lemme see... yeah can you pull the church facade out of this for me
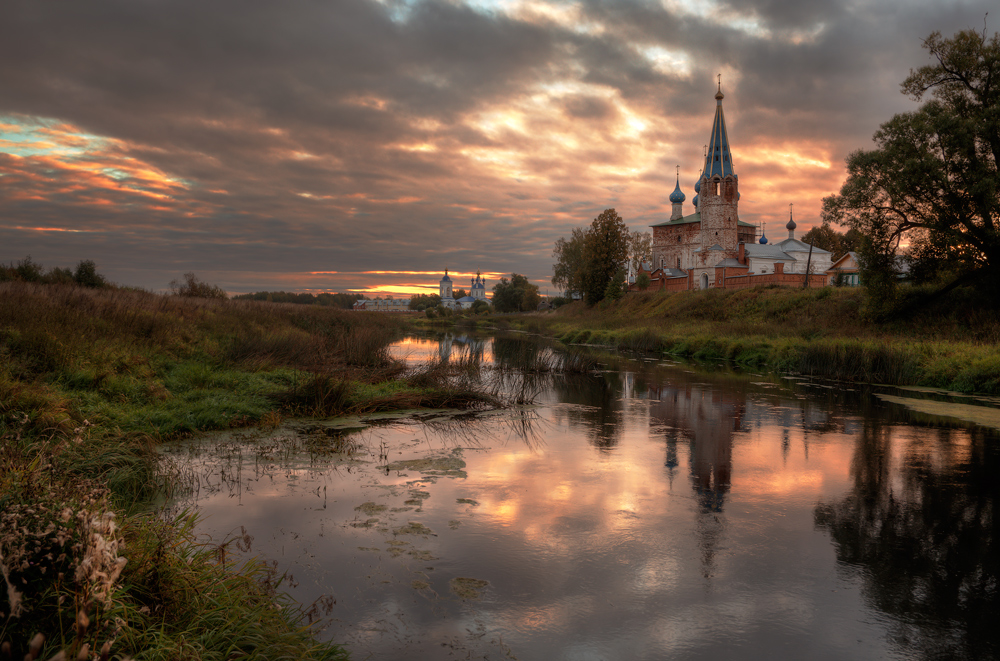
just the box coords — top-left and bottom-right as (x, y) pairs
(647, 85), (831, 290)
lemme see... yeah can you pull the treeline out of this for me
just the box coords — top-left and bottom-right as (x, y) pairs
(232, 290), (363, 308)
(0, 255), (108, 287)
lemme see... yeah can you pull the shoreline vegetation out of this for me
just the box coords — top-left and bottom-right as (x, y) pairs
(0, 281), (503, 659)
(488, 286), (1000, 395)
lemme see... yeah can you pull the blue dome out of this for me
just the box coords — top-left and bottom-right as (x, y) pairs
(692, 194), (699, 208)
(694, 177), (701, 193)
(669, 179), (686, 203)
(759, 233), (768, 245)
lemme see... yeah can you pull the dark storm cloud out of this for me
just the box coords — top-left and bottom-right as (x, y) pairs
(1, 0), (996, 292)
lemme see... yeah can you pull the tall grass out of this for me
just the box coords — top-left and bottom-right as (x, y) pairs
(0, 281), (415, 656)
(507, 285), (1000, 394)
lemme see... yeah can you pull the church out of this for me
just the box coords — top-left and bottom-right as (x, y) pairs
(647, 84), (831, 291)
(439, 269), (488, 310)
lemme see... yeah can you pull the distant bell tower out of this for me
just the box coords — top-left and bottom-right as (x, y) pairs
(698, 77), (739, 255)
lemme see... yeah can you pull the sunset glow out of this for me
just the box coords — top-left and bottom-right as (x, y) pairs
(0, 0), (980, 294)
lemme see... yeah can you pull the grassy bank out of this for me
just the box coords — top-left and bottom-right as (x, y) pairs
(0, 282), (497, 658)
(503, 286), (1000, 394)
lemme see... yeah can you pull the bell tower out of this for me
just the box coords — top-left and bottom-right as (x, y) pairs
(698, 78), (739, 256)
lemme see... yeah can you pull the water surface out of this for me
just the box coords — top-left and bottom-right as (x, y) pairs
(162, 333), (1000, 660)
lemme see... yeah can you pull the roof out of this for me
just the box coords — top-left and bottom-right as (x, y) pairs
(828, 251), (859, 270)
(715, 258), (747, 268)
(776, 238), (831, 254)
(744, 244), (796, 261)
(650, 211), (754, 228)
(702, 90), (736, 179)
(669, 177), (686, 203)
(456, 296), (476, 302)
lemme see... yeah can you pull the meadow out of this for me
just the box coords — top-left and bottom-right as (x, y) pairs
(0, 282), (495, 659)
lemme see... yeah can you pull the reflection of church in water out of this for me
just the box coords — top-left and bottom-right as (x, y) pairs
(646, 380), (746, 576)
(436, 333), (488, 363)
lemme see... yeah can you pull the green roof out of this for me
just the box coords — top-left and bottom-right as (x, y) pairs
(650, 211), (755, 228)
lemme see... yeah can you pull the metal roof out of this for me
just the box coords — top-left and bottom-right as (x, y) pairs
(776, 238), (831, 254)
(650, 211), (754, 228)
(703, 90), (736, 179)
(744, 244), (796, 261)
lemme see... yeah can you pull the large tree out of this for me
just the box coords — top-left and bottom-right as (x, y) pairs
(823, 28), (1000, 307)
(492, 273), (540, 312)
(582, 209), (629, 305)
(551, 227), (586, 299)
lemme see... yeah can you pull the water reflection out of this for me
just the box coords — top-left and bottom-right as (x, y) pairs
(815, 421), (1000, 660)
(163, 334), (1000, 661)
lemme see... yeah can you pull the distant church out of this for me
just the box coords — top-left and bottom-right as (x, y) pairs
(439, 269), (487, 310)
(648, 83), (831, 291)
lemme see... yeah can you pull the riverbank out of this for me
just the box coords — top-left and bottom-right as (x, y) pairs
(498, 286), (1000, 395)
(0, 283), (498, 658)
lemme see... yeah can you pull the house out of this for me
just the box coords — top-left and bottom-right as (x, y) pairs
(826, 252), (861, 286)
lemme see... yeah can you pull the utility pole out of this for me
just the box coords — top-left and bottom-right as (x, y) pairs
(803, 243), (814, 289)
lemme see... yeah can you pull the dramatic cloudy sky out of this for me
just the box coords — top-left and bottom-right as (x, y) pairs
(0, 0), (993, 296)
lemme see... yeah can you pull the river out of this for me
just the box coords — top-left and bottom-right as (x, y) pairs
(161, 332), (1000, 660)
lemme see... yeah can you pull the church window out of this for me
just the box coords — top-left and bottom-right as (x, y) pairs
(677, 235), (681, 242)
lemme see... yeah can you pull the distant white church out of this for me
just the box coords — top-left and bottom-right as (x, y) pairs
(439, 270), (488, 310)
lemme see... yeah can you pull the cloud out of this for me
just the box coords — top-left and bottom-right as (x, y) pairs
(0, 0), (994, 293)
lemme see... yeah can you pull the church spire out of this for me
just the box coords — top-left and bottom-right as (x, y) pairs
(703, 76), (735, 179)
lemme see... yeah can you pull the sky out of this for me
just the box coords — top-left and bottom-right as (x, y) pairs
(0, 0), (993, 297)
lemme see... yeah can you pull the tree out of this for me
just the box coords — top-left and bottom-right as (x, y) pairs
(551, 227), (586, 299)
(491, 273), (540, 312)
(582, 209), (629, 305)
(801, 222), (862, 258)
(636, 271), (651, 290)
(73, 260), (106, 288)
(823, 28), (1000, 308)
(408, 293), (441, 311)
(170, 273), (227, 299)
(627, 230), (652, 275)
(470, 299), (491, 314)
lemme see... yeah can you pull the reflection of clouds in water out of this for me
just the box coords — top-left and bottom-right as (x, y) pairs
(160, 342), (986, 660)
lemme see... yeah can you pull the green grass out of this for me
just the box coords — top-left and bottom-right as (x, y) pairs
(498, 286), (1000, 394)
(0, 281), (460, 657)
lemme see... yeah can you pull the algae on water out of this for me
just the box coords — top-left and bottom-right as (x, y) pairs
(876, 394), (1000, 430)
(450, 577), (490, 600)
(382, 449), (467, 478)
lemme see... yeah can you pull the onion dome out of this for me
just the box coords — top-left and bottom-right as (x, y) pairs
(692, 194), (699, 208)
(669, 176), (686, 203)
(786, 216), (796, 231)
(694, 176), (701, 193)
(759, 224), (768, 245)
(441, 269), (452, 282)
